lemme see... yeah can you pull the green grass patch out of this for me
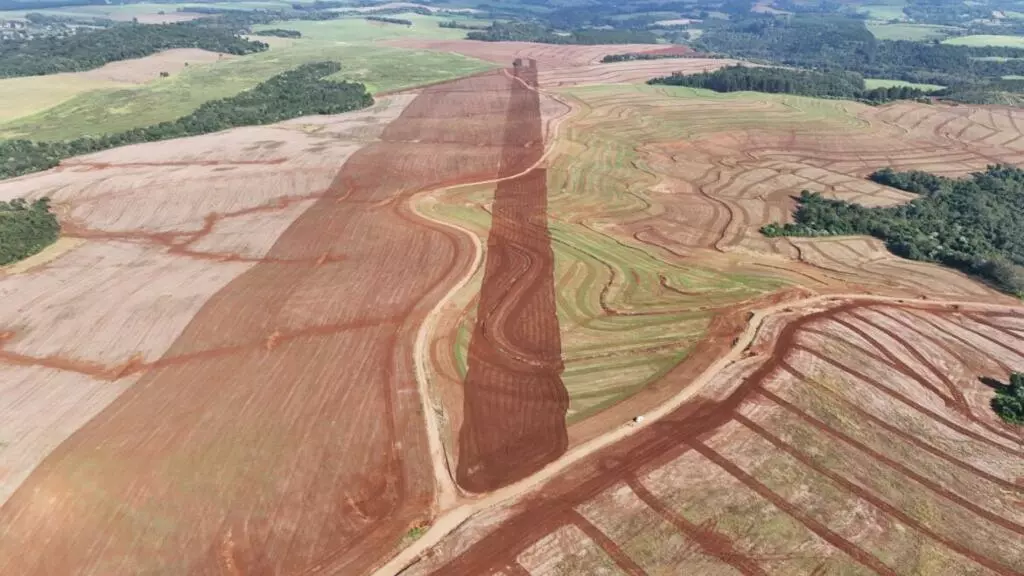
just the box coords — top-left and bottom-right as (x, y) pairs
(866, 22), (959, 41)
(0, 73), (127, 124)
(0, 40), (495, 141)
(971, 56), (1024, 62)
(857, 0), (907, 21)
(252, 13), (470, 42)
(864, 78), (944, 91)
(943, 34), (1024, 48)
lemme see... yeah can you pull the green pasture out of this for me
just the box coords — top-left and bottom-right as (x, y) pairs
(0, 38), (494, 141)
(864, 78), (944, 91)
(944, 34), (1024, 48)
(866, 22), (959, 41)
(251, 13), (472, 42)
(856, 0), (907, 21)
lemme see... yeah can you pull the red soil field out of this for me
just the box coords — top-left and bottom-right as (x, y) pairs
(456, 61), (569, 494)
(0, 71), (525, 575)
(411, 301), (1024, 576)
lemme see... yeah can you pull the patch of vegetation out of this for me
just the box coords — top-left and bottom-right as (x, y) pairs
(253, 28), (302, 38)
(0, 42), (494, 141)
(863, 77), (944, 91)
(866, 22), (959, 42)
(649, 65), (928, 103)
(601, 51), (687, 63)
(944, 34), (1024, 48)
(0, 61), (372, 180)
(438, 19), (489, 31)
(0, 197), (60, 266)
(466, 21), (658, 44)
(990, 372), (1024, 425)
(693, 14), (1024, 88)
(762, 165), (1024, 295)
(0, 21), (267, 78)
(365, 16), (412, 26)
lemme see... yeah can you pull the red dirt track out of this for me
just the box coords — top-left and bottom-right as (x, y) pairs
(421, 302), (1024, 575)
(456, 61), (569, 494)
(0, 71), (525, 575)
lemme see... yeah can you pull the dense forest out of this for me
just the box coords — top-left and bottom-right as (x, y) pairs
(0, 62), (373, 180)
(0, 197), (60, 266)
(991, 372), (1024, 425)
(466, 21), (657, 44)
(761, 166), (1024, 295)
(253, 28), (302, 38)
(0, 21), (267, 78)
(649, 65), (928, 103)
(693, 15), (1024, 88)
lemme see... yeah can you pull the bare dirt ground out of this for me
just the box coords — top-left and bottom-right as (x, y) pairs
(0, 98), (416, 512)
(456, 62), (569, 494)
(378, 79), (1024, 576)
(0, 81), (533, 574)
(399, 299), (1024, 576)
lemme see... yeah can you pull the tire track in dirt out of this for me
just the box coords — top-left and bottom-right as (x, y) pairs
(736, 415), (1022, 575)
(0, 71), (520, 576)
(691, 442), (900, 576)
(774, 364), (1022, 491)
(794, 344), (1024, 456)
(750, 391), (1024, 534)
(569, 510), (647, 575)
(456, 60), (570, 494)
(626, 476), (769, 576)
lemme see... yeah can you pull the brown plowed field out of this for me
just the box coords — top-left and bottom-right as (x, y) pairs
(456, 62), (569, 494)
(0, 71), (529, 575)
(404, 300), (1024, 575)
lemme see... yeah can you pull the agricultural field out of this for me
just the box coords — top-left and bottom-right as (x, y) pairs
(3, 22), (1024, 576)
(866, 22), (960, 41)
(864, 78), (944, 91)
(944, 34), (1024, 48)
(856, 0), (907, 21)
(0, 26), (495, 141)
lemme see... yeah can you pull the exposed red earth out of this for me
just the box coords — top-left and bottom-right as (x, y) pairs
(456, 61), (570, 494)
(403, 300), (1024, 575)
(0, 70), (529, 575)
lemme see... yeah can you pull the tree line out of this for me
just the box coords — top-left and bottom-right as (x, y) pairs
(0, 197), (60, 266)
(365, 16), (413, 26)
(0, 21), (267, 78)
(601, 51), (688, 63)
(466, 21), (657, 44)
(438, 20), (489, 30)
(692, 14), (1024, 101)
(0, 62), (373, 181)
(648, 65), (928, 104)
(761, 166), (1024, 295)
(253, 28), (302, 38)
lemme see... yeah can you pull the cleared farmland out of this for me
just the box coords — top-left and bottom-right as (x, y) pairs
(403, 299), (1024, 576)
(0, 69), (543, 574)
